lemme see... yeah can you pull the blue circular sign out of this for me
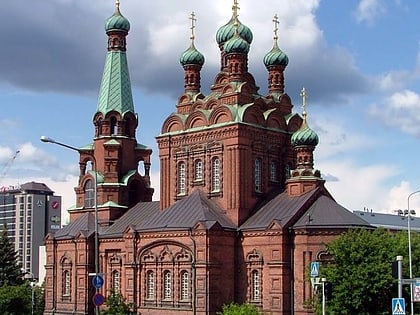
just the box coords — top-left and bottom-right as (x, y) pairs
(92, 275), (104, 289)
(93, 293), (105, 306)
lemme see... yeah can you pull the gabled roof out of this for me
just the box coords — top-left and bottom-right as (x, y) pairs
(239, 188), (318, 231)
(102, 190), (236, 237)
(20, 181), (54, 194)
(293, 195), (371, 229)
(54, 212), (95, 240)
(240, 187), (371, 231)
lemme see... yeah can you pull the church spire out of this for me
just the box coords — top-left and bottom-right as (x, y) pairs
(96, 0), (135, 118)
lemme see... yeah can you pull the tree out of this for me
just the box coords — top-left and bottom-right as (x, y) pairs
(0, 284), (31, 314)
(315, 228), (420, 315)
(101, 289), (136, 315)
(216, 302), (263, 315)
(0, 224), (23, 286)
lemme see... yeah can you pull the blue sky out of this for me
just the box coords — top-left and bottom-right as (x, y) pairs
(1, 0), (420, 219)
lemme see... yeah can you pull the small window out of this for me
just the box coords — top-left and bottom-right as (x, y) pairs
(178, 162), (186, 195)
(112, 270), (120, 292)
(254, 159), (262, 192)
(211, 158), (221, 192)
(63, 270), (71, 297)
(270, 161), (278, 182)
(180, 271), (189, 301)
(84, 179), (95, 208)
(252, 270), (261, 301)
(194, 159), (203, 181)
(146, 271), (155, 300)
(163, 271), (172, 300)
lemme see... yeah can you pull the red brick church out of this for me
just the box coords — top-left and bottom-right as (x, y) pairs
(43, 1), (370, 314)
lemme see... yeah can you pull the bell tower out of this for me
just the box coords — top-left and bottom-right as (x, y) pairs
(71, 1), (153, 224)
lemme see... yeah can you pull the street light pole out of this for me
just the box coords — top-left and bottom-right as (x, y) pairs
(407, 189), (420, 315)
(41, 136), (100, 315)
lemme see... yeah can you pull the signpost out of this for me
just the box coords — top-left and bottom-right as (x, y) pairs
(92, 274), (104, 289)
(93, 293), (105, 306)
(392, 298), (405, 315)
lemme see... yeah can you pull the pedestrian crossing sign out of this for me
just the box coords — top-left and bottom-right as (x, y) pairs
(392, 298), (405, 315)
(310, 262), (320, 278)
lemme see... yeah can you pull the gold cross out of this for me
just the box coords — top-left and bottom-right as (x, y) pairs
(115, 0), (120, 9)
(232, 0), (240, 20)
(189, 12), (196, 41)
(300, 87), (308, 119)
(273, 14), (279, 41)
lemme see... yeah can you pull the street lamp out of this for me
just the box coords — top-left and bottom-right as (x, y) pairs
(407, 189), (420, 315)
(40, 136), (100, 315)
(23, 271), (37, 315)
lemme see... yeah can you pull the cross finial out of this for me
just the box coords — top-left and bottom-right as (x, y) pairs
(300, 87), (308, 120)
(189, 12), (196, 42)
(115, 0), (120, 9)
(273, 14), (279, 42)
(232, 0), (240, 20)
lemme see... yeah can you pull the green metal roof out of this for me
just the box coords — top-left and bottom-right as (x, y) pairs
(97, 51), (135, 116)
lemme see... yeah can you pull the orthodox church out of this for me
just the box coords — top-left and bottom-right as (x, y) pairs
(43, 1), (371, 315)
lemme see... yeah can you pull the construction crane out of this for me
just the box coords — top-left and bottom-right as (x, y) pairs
(0, 150), (20, 183)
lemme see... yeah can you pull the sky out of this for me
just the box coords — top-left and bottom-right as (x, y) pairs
(0, 0), (420, 221)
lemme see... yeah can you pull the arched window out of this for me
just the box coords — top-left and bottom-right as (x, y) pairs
(110, 116), (118, 135)
(270, 160), (278, 182)
(84, 179), (95, 208)
(254, 158), (262, 192)
(211, 158), (221, 192)
(194, 159), (203, 181)
(163, 271), (172, 300)
(112, 270), (120, 292)
(146, 271), (155, 300)
(180, 271), (189, 301)
(285, 163), (291, 180)
(178, 162), (186, 195)
(251, 270), (261, 301)
(62, 270), (71, 297)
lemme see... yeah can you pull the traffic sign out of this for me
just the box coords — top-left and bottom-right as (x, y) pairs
(93, 293), (105, 306)
(92, 275), (104, 289)
(310, 262), (320, 277)
(392, 298), (405, 315)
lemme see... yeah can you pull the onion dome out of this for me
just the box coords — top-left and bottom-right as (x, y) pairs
(216, 17), (253, 46)
(180, 43), (205, 66)
(105, 1), (130, 32)
(224, 33), (250, 54)
(264, 42), (289, 67)
(291, 122), (319, 147)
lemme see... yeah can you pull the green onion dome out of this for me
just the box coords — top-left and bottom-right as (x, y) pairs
(224, 33), (250, 54)
(263, 43), (289, 67)
(105, 6), (130, 32)
(180, 44), (205, 66)
(216, 17), (253, 46)
(291, 122), (319, 147)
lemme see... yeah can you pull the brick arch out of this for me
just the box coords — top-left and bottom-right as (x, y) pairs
(242, 105), (265, 126)
(185, 110), (208, 129)
(161, 114), (185, 133)
(191, 99), (206, 111)
(265, 109), (287, 130)
(287, 113), (303, 133)
(208, 105), (234, 125)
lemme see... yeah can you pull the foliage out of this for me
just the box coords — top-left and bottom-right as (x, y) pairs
(0, 282), (44, 315)
(313, 228), (420, 315)
(0, 284), (31, 314)
(0, 225), (23, 286)
(101, 289), (136, 315)
(216, 302), (264, 315)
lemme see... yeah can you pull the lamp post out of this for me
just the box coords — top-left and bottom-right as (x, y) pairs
(23, 271), (37, 315)
(40, 136), (100, 315)
(407, 189), (420, 315)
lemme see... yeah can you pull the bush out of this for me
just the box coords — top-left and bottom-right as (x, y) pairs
(217, 302), (263, 315)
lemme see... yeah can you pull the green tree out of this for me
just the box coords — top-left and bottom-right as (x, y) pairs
(216, 302), (263, 315)
(0, 224), (23, 286)
(101, 289), (136, 315)
(0, 284), (31, 314)
(315, 228), (419, 315)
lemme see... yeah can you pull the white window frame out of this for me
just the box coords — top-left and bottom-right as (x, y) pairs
(211, 158), (221, 192)
(254, 158), (262, 192)
(180, 271), (189, 301)
(178, 162), (186, 195)
(163, 271), (172, 300)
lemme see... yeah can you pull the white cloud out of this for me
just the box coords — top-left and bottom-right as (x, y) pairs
(319, 159), (401, 212)
(354, 0), (386, 24)
(369, 89), (420, 137)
